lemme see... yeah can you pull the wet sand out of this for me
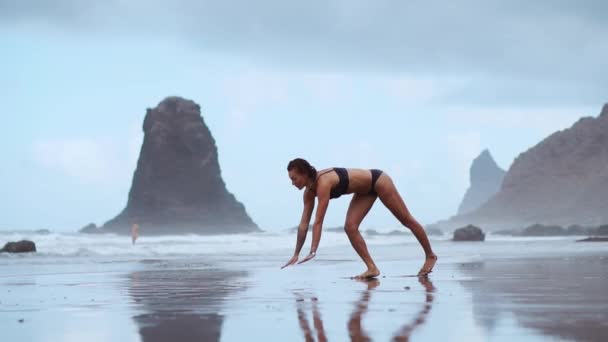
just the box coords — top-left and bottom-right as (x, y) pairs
(1, 238), (607, 341)
(460, 255), (608, 342)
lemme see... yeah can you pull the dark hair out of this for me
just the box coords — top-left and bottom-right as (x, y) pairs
(287, 158), (317, 180)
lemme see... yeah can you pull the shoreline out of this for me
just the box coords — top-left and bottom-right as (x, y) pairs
(1, 239), (606, 341)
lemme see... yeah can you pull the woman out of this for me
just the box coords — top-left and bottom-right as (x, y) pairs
(281, 158), (437, 278)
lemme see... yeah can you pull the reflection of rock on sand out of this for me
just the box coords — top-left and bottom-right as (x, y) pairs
(128, 266), (247, 342)
(460, 257), (608, 342)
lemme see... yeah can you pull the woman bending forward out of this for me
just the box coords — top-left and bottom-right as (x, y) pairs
(281, 158), (437, 278)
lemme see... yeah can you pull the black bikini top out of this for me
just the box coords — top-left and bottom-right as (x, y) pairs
(316, 168), (349, 199)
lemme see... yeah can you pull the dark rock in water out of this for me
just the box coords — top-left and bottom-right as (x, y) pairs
(288, 226), (300, 233)
(100, 97), (259, 235)
(457, 149), (506, 215)
(521, 224), (566, 236)
(79, 223), (103, 234)
(453, 225), (485, 241)
(595, 225), (608, 236)
(363, 229), (408, 236)
(288, 225), (310, 233)
(34, 229), (51, 235)
(288, 225), (343, 233)
(576, 237), (608, 242)
(576, 223), (608, 242)
(325, 226), (345, 233)
(0, 240), (36, 253)
(424, 227), (444, 236)
(493, 229), (519, 236)
(566, 225), (590, 236)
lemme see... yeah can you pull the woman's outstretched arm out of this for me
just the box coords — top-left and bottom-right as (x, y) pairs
(295, 191), (315, 254)
(281, 190), (315, 268)
(298, 185), (330, 264)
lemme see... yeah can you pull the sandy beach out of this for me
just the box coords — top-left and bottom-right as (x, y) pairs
(1, 233), (607, 341)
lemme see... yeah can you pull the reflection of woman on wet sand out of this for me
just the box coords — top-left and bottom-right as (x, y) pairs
(348, 279), (380, 342)
(349, 277), (436, 342)
(392, 276), (436, 342)
(293, 280), (377, 342)
(294, 277), (435, 341)
(281, 158), (437, 278)
(294, 292), (327, 342)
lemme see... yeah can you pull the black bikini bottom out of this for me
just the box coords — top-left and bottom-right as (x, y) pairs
(369, 169), (383, 196)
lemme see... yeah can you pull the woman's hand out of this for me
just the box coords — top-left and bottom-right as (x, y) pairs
(281, 254), (299, 269)
(297, 251), (316, 264)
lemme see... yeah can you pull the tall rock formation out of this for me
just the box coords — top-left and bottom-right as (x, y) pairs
(439, 103), (608, 230)
(457, 149), (506, 215)
(101, 97), (259, 235)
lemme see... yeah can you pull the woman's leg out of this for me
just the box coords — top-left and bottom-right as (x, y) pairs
(375, 173), (437, 275)
(344, 194), (380, 278)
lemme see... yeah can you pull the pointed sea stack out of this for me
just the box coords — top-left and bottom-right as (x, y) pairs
(457, 149), (506, 215)
(100, 97), (259, 235)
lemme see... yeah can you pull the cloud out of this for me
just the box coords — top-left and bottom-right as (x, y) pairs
(382, 76), (468, 106)
(2, 1), (606, 82)
(437, 76), (607, 108)
(221, 70), (290, 110)
(32, 138), (117, 184)
(30, 126), (143, 185)
(390, 159), (425, 182)
(3, 1), (606, 108)
(218, 69), (291, 138)
(443, 106), (591, 133)
(300, 72), (353, 105)
(444, 131), (483, 190)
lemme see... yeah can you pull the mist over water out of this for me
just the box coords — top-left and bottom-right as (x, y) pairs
(0, 229), (597, 263)
(0, 230), (423, 258)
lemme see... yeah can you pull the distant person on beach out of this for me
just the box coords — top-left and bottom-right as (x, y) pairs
(131, 220), (139, 245)
(281, 158), (437, 278)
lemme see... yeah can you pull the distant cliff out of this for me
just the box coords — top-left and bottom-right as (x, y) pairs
(457, 149), (506, 215)
(99, 97), (259, 235)
(438, 103), (608, 230)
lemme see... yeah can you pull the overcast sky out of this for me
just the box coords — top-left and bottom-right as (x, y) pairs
(1, 1), (606, 232)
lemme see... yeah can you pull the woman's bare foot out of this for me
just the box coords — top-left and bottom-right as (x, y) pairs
(418, 254), (437, 276)
(353, 267), (380, 279)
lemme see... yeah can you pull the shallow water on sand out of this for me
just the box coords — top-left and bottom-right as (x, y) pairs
(1, 233), (606, 341)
